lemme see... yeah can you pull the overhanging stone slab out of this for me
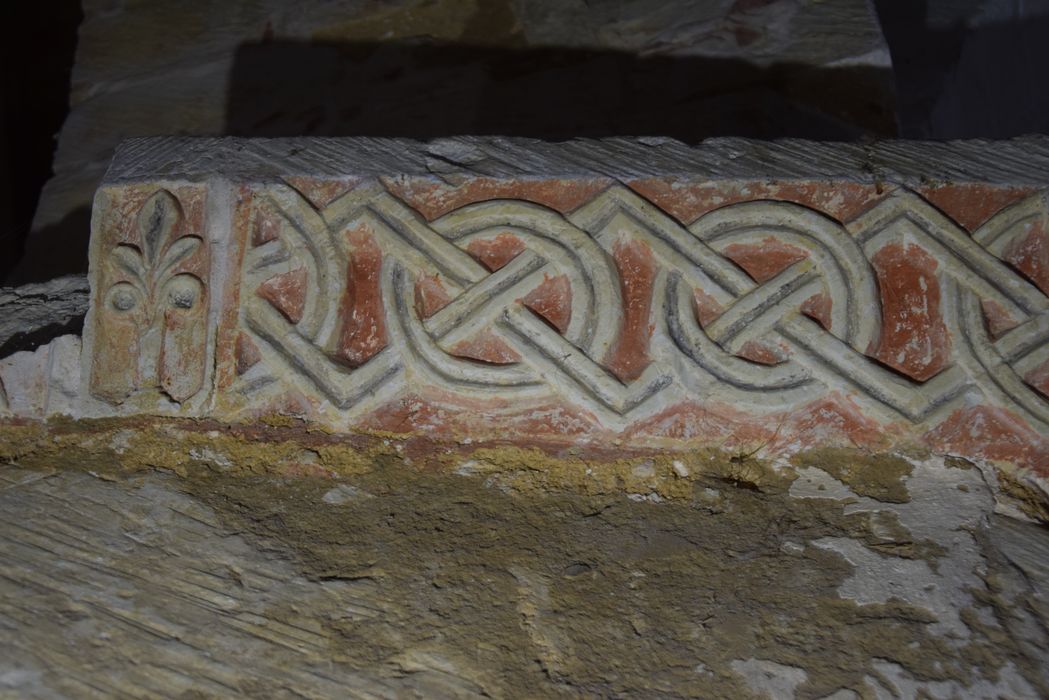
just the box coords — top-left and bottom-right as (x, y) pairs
(4, 136), (1049, 477)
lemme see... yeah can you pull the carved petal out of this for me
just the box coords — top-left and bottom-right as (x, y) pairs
(136, 190), (182, 267)
(112, 244), (146, 284)
(158, 235), (203, 281)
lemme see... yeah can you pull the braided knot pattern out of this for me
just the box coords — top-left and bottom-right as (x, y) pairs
(238, 183), (1049, 432)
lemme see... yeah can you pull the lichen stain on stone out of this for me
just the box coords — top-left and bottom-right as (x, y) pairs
(1, 417), (1046, 523)
(791, 447), (914, 503)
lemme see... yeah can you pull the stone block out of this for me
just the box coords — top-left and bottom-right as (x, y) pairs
(0, 335), (83, 418)
(0, 345), (50, 418)
(12, 136), (1049, 476)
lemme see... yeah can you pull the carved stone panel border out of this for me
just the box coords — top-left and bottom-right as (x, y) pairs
(53, 137), (1049, 474)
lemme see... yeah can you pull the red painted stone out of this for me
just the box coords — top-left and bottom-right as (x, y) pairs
(868, 243), (951, 382)
(1025, 358), (1049, 399)
(919, 183), (1037, 232)
(90, 184), (210, 404)
(626, 400), (763, 444)
(738, 339), (787, 365)
(383, 177), (613, 220)
(413, 274), (452, 320)
(358, 391), (598, 440)
(466, 234), (524, 271)
(67, 138), (1049, 485)
(1003, 220), (1049, 295)
(336, 227), (387, 366)
(722, 238), (808, 283)
(926, 406), (1049, 474)
(451, 331), (521, 365)
(235, 332), (261, 375)
(252, 208), (281, 246)
(771, 394), (894, 452)
(605, 239), (656, 382)
(981, 299), (1021, 339)
(256, 267), (307, 325)
(692, 288), (724, 327)
(627, 179), (886, 225)
(800, 292), (833, 331)
(626, 394), (890, 452)
(521, 274), (572, 334)
(283, 176), (362, 210)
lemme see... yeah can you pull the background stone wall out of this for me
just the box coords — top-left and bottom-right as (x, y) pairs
(4, 0), (1049, 284)
(4, 0), (894, 283)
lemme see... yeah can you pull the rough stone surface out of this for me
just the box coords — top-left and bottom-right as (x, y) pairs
(0, 275), (89, 356)
(1, 449), (1047, 698)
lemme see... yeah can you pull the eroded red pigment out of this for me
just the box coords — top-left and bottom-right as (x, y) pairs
(245, 385), (318, 422)
(605, 239), (656, 382)
(1025, 358), (1049, 398)
(737, 340), (786, 365)
(358, 391), (599, 440)
(283, 176), (361, 210)
(629, 394), (891, 451)
(692, 288), (724, 327)
(800, 292), (833, 331)
(722, 238), (809, 283)
(335, 227), (387, 367)
(627, 179), (887, 225)
(235, 332), (261, 375)
(981, 299), (1021, 339)
(925, 406), (1049, 475)
(451, 330), (521, 365)
(918, 183), (1036, 231)
(869, 243), (951, 382)
(770, 394), (894, 452)
(465, 233), (525, 271)
(625, 401), (767, 444)
(382, 177), (613, 220)
(256, 267), (307, 324)
(252, 208), (281, 246)
(522, 274), (571, 333)
(414, 274), (452, 319)
(213, 191), (255, 390)
(1003, 221), (1049, 295)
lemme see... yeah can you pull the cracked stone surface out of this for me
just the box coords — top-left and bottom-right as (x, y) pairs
(1, 450), (1047, 699)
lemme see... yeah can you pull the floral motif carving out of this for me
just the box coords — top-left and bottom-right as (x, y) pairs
(91, 189), (208, 404)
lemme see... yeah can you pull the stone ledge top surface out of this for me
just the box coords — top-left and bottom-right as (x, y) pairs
(107, 135), (1049, 185)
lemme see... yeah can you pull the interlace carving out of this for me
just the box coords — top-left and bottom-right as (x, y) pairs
(236, 182), (1049, 431)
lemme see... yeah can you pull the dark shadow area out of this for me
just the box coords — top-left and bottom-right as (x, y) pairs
(0, 0), (81, 281)
(11, 206), (92, 285)
(0, 313), (85, 359)
(875, 0), (1049, 139)
(226, 40), (896, 142)
(7, 9), (1049, 285)
(5, 38), (898, 285)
